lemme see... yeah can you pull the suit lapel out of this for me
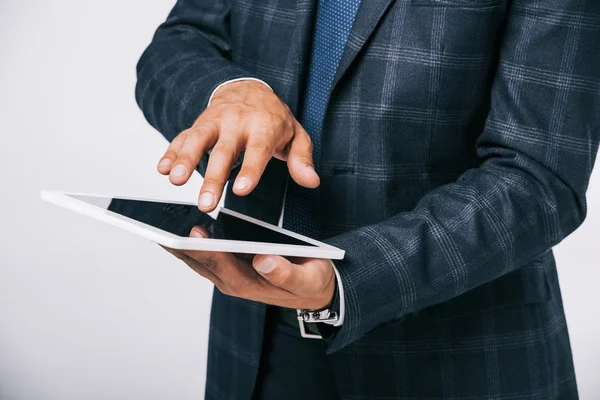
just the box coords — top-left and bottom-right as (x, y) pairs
(331, 0), (396, 90)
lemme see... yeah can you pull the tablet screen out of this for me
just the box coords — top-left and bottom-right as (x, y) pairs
(69, 195), (316, 247)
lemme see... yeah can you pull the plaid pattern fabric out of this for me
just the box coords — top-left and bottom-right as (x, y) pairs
(134, 0), (600, 398)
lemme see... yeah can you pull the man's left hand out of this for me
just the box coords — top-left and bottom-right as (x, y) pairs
(163, 226), (336, 310)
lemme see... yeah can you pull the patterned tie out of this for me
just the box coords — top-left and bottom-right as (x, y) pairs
(283, 0), (362, 238)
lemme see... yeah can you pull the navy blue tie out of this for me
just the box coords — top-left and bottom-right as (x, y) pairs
(283, 0), (362, 238)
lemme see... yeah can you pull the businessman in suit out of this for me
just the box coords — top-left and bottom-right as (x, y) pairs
(131, 0), (600, 398)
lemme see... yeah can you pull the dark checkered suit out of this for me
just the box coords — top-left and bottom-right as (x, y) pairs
(133, 0), (600, 398)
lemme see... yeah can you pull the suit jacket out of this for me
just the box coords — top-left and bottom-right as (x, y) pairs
(131, 0), (600, 398)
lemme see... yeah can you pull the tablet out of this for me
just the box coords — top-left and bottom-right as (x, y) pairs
(40, 191), (345, 260)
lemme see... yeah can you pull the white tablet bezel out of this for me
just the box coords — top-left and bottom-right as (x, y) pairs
(40, 190), (345, 260)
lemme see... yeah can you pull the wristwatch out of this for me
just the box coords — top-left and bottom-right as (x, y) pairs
(296, 308), (339, 339)
(296, 283), (341, 339)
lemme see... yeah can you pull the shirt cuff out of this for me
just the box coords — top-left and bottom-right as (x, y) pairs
(207, 77), (273, 107)
(326, 261), (345, 327)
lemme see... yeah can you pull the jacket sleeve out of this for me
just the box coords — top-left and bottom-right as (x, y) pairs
(325, 0), (600, 352)
(135, 0), (260, 175)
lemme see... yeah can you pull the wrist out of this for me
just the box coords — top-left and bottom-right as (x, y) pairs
(315, 266), (337, 310)
(210, 79), (273, 106)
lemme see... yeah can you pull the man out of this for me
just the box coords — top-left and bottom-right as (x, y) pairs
(132, 0), (600, 398)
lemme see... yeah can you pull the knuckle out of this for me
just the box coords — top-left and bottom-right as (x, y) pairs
(267, 113), (291, 133)
(191, 122), (217, 139)
(295, 155), (313, 166)
(212, 140), (238, 158)
(281, 116), (294, 132)
(165, 144), (182, 156)
(203, 177), (226, 188)
(246, 140), (272, 155)
(181, 127), (195, 136)
(306, 138), (314, 152)
(271, 269), (293, 287)
(247, 109), (271, 123)
(173, 130), (189, 142)
(221, 108), (243, 124)
(299, 134), (313, 150)
(163, 150), (177, 160)
(173, 156), (195, 170)
(239, 165), (259, 179)
(249, 110), (290, 133)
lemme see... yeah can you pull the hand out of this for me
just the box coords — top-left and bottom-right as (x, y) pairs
(163, 226), (336, 310)
(157, 80), (320, 212)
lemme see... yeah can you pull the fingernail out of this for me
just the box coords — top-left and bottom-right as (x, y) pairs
(171, 164), (187, 178)
(199, 192), (215, 208)
(233, 177), (250, 191)
(158, 158), (172, 169)
(254, 258), (277, 274)
(190, 229), (206, 238)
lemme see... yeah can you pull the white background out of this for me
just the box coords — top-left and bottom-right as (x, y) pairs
(0, 1), (598, 399)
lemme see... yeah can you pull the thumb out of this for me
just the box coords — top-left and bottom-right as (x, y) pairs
(287, 124), (320, 189)
(189, 226), (210, 238)
(252, 255), (302, 292)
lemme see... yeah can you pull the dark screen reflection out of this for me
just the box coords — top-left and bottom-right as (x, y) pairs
(79, 196), (317, 247)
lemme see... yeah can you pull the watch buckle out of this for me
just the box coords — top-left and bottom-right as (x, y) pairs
(296, 309), (338, 339)
(298, 319), (323, 339)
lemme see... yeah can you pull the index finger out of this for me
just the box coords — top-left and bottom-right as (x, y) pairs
(198, 135), (243, 212)
(168, 122), (219, 186)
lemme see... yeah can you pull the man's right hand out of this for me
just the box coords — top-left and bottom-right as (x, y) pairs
(156, 80), (320, 212)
